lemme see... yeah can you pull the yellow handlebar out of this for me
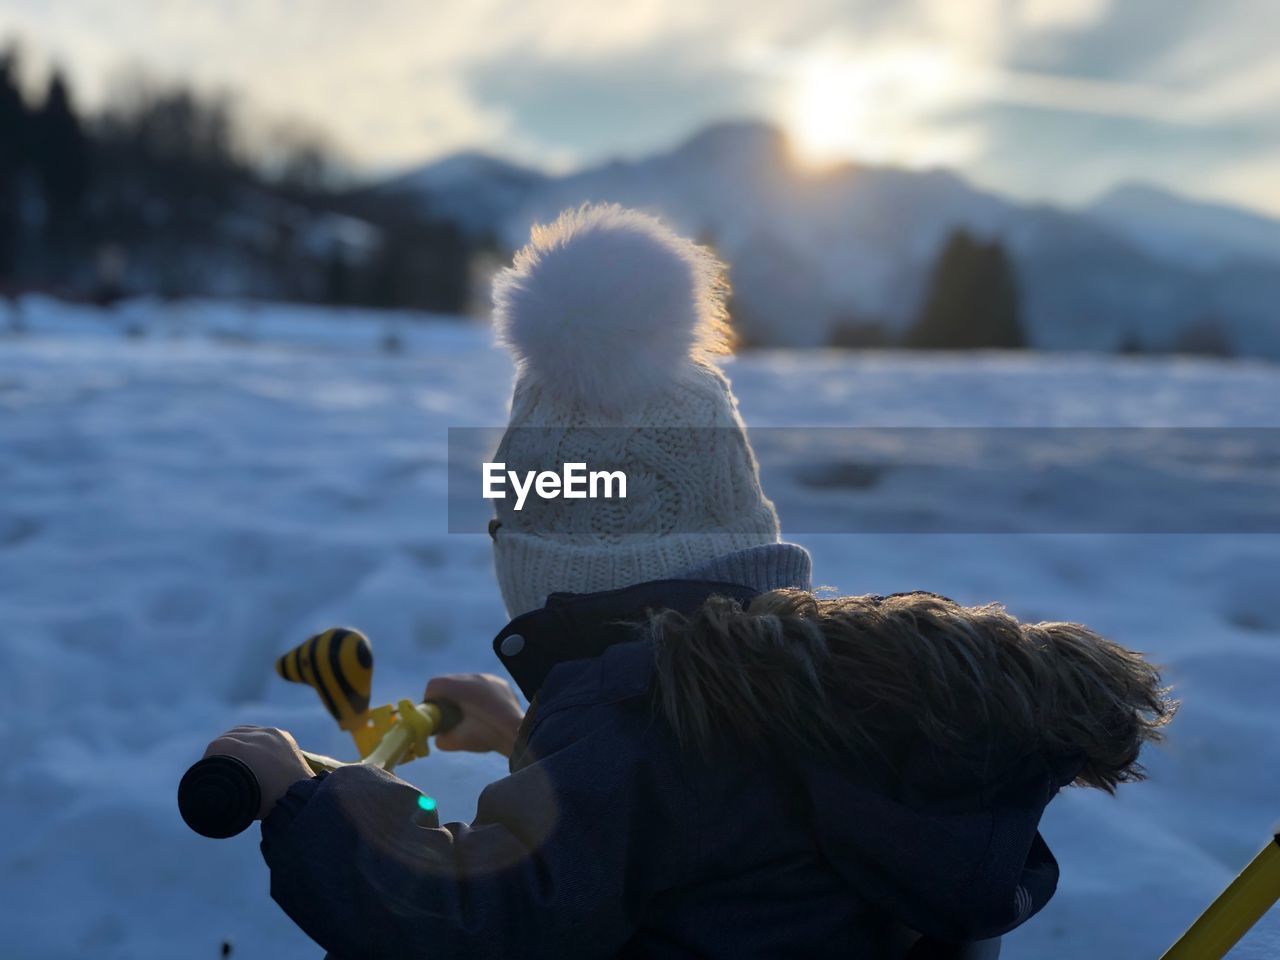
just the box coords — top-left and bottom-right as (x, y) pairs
(1160, 835), (1280, 959)
(300, 700), (461, 776)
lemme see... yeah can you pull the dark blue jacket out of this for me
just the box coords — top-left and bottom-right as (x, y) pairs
(261, 579), (1077, 958)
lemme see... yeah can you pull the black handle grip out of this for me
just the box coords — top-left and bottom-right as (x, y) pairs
(181, 699), (460, 837)
(425, 697), (463, 735)
(178, 755), (262, 839)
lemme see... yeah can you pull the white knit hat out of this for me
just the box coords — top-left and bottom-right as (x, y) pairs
(490, 204), (801, 617)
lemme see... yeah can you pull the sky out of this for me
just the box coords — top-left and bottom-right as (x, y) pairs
(2, 0), (1278, 215)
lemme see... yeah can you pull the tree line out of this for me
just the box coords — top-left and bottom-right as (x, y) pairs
(828, 228), (1232, 355)
(822, 230), (1025, 351)
(0, 41), (1229, 355)
(0, 44), (471, 313)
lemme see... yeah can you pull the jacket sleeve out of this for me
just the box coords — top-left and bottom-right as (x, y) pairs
(260, 713), (688, 959)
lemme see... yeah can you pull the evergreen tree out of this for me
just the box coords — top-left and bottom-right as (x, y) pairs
(323, 242), (351, 305)
(906, 230), (1026, 349)
(0, 51), (25, 170)
(34, 70), (90, 244)
(1116, 332), (1144, 355)
(1172, 317), (1233, 358)
(0, 49), (30, 283)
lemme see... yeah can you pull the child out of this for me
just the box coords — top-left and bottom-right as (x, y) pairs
(207, 206), (1173, 958)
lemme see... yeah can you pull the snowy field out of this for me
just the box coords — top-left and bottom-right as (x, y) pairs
(2, 297), (1279, 959)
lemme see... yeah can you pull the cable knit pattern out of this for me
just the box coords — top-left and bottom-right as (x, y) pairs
(490, 205), (810, 616)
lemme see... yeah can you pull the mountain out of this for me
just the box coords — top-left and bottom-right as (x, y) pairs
(382, 151), (549, 238)
(1087, 183), (1280, 271)
(388, 121), (1280, 357)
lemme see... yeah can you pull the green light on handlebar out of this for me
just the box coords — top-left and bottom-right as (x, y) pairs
(417, 794), (437, 813)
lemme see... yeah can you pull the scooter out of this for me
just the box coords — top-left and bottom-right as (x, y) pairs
(177, 627), (460, 839)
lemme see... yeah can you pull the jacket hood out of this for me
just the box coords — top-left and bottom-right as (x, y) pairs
(644, 584), (1089, 943)
(493, 577), (1082, 943)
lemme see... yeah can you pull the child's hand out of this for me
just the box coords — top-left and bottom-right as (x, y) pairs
(203, 725), (314, 819)
(424, 674), (525, 758)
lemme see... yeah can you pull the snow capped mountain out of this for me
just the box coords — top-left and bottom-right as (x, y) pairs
(504, 121), (1020, 346)
(388, 122), (1280, 357)
(1088, 182), (1280, 271)
(383, 151), (549, 236)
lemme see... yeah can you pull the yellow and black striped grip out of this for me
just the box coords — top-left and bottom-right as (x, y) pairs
(275, 627), (373, 730)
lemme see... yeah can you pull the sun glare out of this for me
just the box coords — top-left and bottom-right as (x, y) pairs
(790, 61), (868, 167)
(785, 50), (979, 172)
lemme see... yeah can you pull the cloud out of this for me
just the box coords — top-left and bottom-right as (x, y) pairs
(1016, 0), (1111, 32)
(465, 46), (783, 167)
(988, 0), (1280, 210)
(0, 0), (1275, 212)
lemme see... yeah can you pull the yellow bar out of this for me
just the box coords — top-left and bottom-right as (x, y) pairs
(301, 750), (344, 775)
(298, 703), (444, 776)
(1161, 836), (1280, 960)
(361, 702), (443, 771)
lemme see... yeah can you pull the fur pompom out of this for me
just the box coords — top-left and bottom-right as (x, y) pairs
(493, 204), (731, 411)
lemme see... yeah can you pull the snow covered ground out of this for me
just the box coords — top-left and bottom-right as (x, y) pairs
(2, 297), (1278, 959)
